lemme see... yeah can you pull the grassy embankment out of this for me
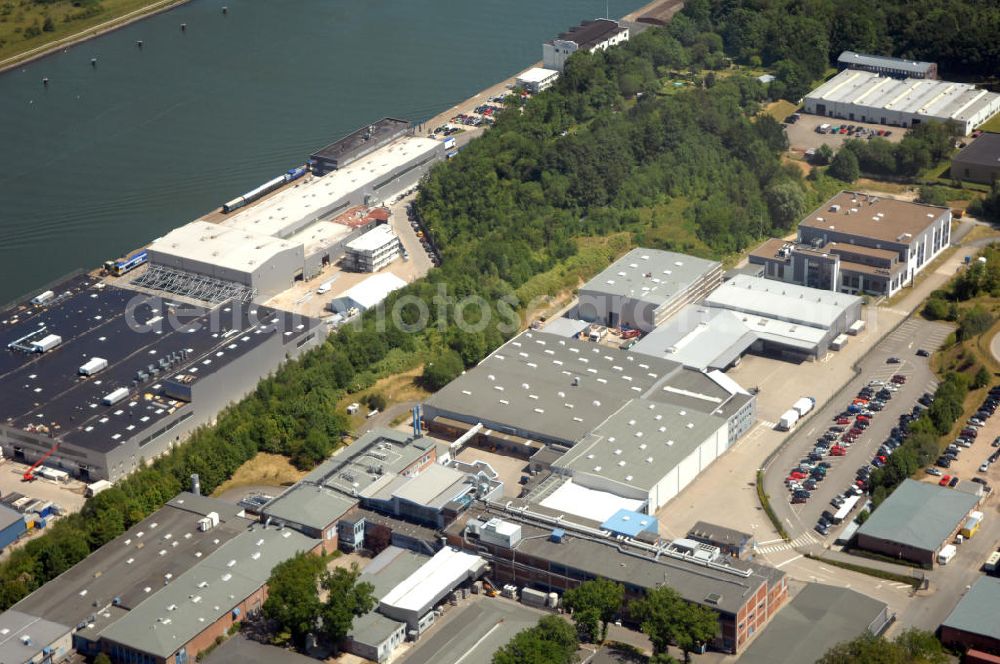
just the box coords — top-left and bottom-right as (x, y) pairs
(0, 0), (186, 67)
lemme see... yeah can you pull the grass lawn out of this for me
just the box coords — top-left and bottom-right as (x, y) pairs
(763, 99), (797, 122)
(0, 0), (185, 65)
(979, 114), (1000, 133)
(337, 366), (430, 433)
(210, 452), (306, 497)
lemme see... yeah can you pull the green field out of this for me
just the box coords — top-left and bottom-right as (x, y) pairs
(0, 0), (185, 66)
(980, 114), (1000, 133)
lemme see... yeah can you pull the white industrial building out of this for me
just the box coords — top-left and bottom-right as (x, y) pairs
(543, 19), (629, 72)
(343, 224), (402, 272)
(328, 273), (407, 314)
(516, 67), (560, 94)
(378, 547), (486, 632)
(141, 134), (443, 302)
(576, 248), (723, 332)
(803, 69), (1000, 135)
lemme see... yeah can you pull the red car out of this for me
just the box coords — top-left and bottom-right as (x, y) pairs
(789, 470), (808, 480)
(830, 448), (846, 457)
(892, 374), (907, 384)
(856, 414), (871, 422)
(836, 417), (850, 425)
(620, 328), (641, 340)
(939, 475), (951, 486)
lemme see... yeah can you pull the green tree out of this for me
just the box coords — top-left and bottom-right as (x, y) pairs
(364, 392), (387, 412)
(974, 366), (992, 389)
(921, 297), (950, 321)
(421, 349), (465, 391)
(917, 186), (949, 207)
(492, 615), (579, 664)
(765, 181), (806, 230)
(563, 578), (625, 642)
(631, 586), (719, 662)
(319, 564), (376, 648)
(262, 552), (326, 647)
(828, 148), (860, 183)
(42, 16), (54, 32)
(818, 628), (946, 664)
(813, 144), (834, 165)
(94, 654), (112, 664)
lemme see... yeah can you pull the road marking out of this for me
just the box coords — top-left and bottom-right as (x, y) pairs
(775, 554), (803, 569)
(453, 621), (505, 664)
(757, 538), (785, 546)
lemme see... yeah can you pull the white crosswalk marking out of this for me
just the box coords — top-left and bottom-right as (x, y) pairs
(754, 532), (817, 555)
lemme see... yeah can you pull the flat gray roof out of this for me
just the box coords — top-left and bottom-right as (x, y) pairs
(0, 503), (21, 532)
(856, 479), (979, 552)
(390, 464), (469, 508)
(555, 398), (726, 493)
(580, 248), (721, 306)
(540, 317), (590, 338)
(100, 525), (319, 659)
(953, 132), (1000, 168)
(838, 51), (934, 75)
(0, 610), (72, 663)
(737, 583), (888, 664)
(453, 506), (783, 616)
(350, 611), (405, 647)
(688, 521), (753, 548)
(360, 546), (432, 599)
(941, 576), (1000, 641)
(424, 330), (682, 444)
(10, 494), (246, 627)
(262, 428), (435, 530)
(631, 305), (758, 371)
(705, 275), (861, 330)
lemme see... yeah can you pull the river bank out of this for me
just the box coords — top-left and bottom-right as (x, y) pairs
(0, 0), (194, 74)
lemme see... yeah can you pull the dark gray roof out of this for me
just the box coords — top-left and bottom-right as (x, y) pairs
(553, 19), (627, 50)
(350, 611), (405, 647)
(941, 576), (1000, 641)
(953, 132), (1000, 169)
(856, 479), (979, 552)
(0, 503), (21, 533)
(838, 51), (935, 75)
(453, 506), (783, 616)
(737, 583), (888, 664)
(688, 521), (753, 548)
(310, 118), (411, 165)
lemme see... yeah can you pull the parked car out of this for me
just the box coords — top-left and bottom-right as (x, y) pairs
(939, 475), (952, 486)
(887, 357), (901, 364)
(916, 349), (930, 357)
(926, 467), (943, 476)
(950, 476), (960, 488)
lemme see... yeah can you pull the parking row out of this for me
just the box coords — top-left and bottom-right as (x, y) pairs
(931, 385), (1000, 491)
(406, 203), (441, 267)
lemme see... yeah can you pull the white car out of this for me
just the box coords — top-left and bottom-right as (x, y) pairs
(980, 463), (990, 473)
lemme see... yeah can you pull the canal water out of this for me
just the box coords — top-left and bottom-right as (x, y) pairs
(0, 0), (645, 304)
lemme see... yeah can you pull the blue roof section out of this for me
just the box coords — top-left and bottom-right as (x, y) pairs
(601, 509), (658, 538)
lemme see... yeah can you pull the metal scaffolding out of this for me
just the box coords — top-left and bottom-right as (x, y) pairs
(131, 264), (257, 303)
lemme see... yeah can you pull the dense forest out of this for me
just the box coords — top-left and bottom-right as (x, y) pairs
(0, 0), (995, 610)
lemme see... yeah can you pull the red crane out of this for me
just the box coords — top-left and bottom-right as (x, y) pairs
(22, 443), (58, 482)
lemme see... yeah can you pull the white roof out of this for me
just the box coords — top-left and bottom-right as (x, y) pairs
(517, 67), (560, 83)
(148, 220), (297, 273)
(334, 273), (407, 310)
(346, 224), (399, 253)
(379, 547), (483, 613)
(222, 136), (440, 238)
(705, 275), (860, 330)
(284, 220), (352, 255)
(539, 479), (645, 522)
(807, 70), (1000, 125)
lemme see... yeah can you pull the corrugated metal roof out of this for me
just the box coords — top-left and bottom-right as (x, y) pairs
(942, 576), (1000, 641)
(856, 479), (979, 552)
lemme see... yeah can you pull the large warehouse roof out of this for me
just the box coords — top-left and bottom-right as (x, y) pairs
(630, 306), (758, 371)
(538, 479), (645, 523)
(941, 576), (1000, 642)
(424, 330), (682, 444)
(705, 275), (861, 330)
(552, 18), (626, 49)
(800, 191), (949, 245)
(580, 248), (721, 305)
(737, 583), (889, 664)
(806, 69), (1000, 127)
(856, 479), (978, 552)
(100, 525), (318, 659)
(331, 273), (407, 311)
(223, 136), (440, 239)
(148, 220), (298, 273)
(556, 397), (726, 494)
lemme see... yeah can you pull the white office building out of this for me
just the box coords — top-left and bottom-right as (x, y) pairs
(543, 19), (629, 72)
(344, 224), (402, 272)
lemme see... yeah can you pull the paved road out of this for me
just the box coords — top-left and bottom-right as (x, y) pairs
(763, 318), (953, 542)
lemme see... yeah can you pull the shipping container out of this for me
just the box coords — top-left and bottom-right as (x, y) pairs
(31, 334), (62, 353)
(79, 357), (108, 376)
(102, 387), (130, 406)
(962, 514), (983, 539)
(847, 320), (866, 336)
(521, 587), (548, 607)
(830, 334), (849, 350)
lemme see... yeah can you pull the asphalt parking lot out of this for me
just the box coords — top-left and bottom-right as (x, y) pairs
(763, 318), (953, 543)
(785, 113), (907, 153)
